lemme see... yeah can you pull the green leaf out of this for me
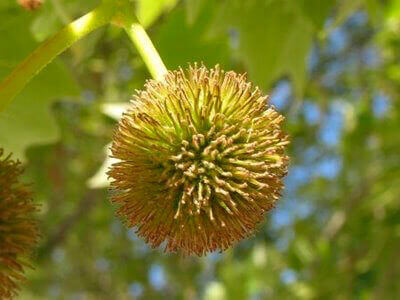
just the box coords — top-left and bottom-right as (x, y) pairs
(364, 0), (384, 25)
(0, 9), (79, 160)
(184, 0), (204, 24)
(155, 3), (230, 69)
(294, 0), (335, 30)
(217, 0), (313, 95)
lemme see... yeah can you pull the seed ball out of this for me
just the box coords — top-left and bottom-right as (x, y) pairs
(0, 149), (40, 299)
(108, 64), (289, 256)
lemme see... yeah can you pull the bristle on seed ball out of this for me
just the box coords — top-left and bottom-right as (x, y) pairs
(108, 64), (289, 256)
(0, 149), (40, 299)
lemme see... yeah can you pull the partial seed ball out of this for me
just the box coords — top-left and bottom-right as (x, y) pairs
(108, 64), (289, 256)
(17, 0), (43, 11)
(0, 149), (40, 299)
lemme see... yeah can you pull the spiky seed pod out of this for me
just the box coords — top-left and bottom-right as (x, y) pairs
(109, 64), (289, 256)
(17, 0), (43, 11)
(0, 149), (39, 299)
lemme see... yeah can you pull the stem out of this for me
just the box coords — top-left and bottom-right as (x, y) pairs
(0, 2), (116, 112)
(50, 0), (82, 61)
(118, 11), (167, 80)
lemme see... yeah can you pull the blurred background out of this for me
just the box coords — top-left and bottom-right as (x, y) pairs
(1, 0), (400, 299)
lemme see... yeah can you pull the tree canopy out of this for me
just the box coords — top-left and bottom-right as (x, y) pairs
(0, 0), (399, 299)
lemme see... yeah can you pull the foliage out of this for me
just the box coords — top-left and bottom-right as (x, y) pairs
(0, 0), (399, 299)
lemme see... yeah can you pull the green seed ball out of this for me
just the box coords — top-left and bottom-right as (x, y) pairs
(109, 64), (289, 256)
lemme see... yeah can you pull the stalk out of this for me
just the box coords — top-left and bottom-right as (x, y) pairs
(124, 23), (168, 80)
(115, 3), (168, 81)
(0, 1), (116, 112)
